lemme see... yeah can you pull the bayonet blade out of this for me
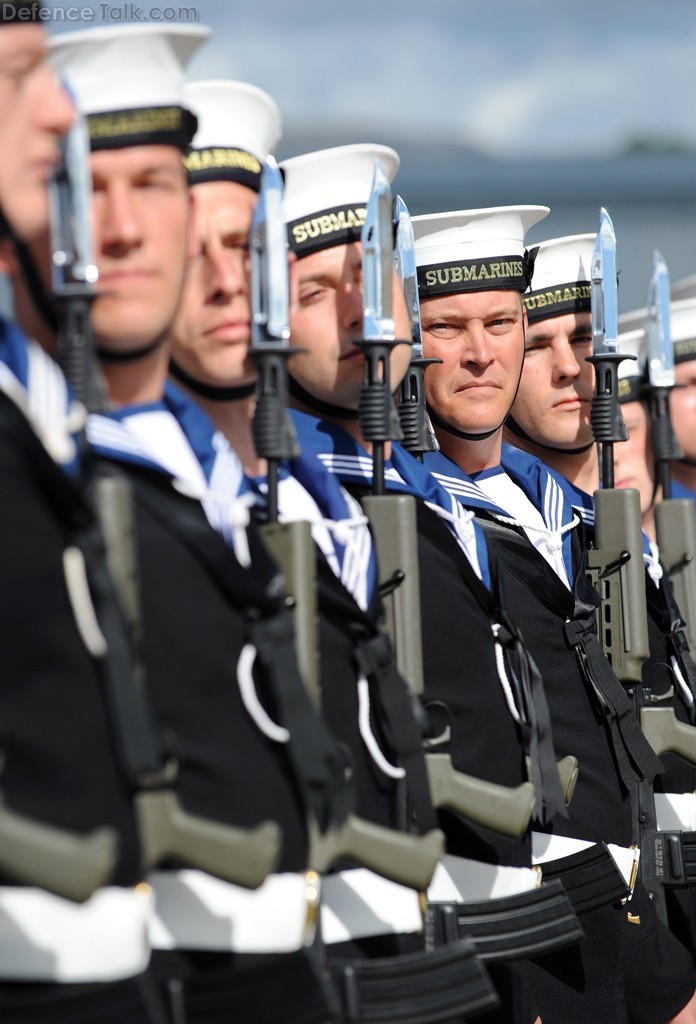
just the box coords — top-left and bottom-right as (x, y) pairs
(393, 195), (422, 356)
(647, 249), (675, 389)
(250, 156), (290, 348)
(49, 114), (99, 293)
(591, 207), (619, 357)
(362, 161), (394, 342)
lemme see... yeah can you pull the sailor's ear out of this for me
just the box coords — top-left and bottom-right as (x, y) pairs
(0, 237), (19, 278)
(288, 250), (299, 321)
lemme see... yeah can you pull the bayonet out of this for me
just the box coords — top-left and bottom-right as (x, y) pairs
(358, 161), (404, 495)
(49, 113), (103, 413)
(393, 195), (440, 459)
(646, 250), (682, 499)
(589, 208), (629, 488)
(250, 155), (299, 522)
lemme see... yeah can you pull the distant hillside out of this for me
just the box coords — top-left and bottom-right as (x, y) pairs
(277, 132), (696, 212)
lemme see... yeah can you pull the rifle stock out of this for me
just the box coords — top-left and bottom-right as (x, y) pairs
(136, 791), (281, 890)
(526, 754), (579, 807)
(362, 492), (547, 835)
(586, 488), (650, 681)
(640, 706), (696, 763)
(361, 494), (424, 696)
(259, 520), (320, 709)
(427, 755), (535, 839)
(655, 499), (696, 653)
(308, 813), (443, 891)
(0, 796), (117, 903)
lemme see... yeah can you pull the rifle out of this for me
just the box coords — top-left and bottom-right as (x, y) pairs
(393, 195), (440, 461)
(0, 121), (119, 903)
(647, 252), (696, 655)
(249, 156), (320, 706)
(359, 166), (537, 839)
(250, 157), (444, 892)
(585, 209), (677, 921)
(53, 115), (282, 892)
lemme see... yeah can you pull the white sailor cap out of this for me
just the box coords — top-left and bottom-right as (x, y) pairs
(523, 234), (595, 324)
(183, 80), (282, 191)
(50, 24), (209, 151)
(671, 274), (696, 302)
(619, 297), (696, 365)
(280, 143), (399, 257)
(617, 326), (647, 403)
(412, 206), (549, 298)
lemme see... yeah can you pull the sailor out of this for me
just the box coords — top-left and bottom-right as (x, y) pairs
(412, 208), (696, 1023)
(0, 4), (168, 1023)
(619, 298), (696, 503)
(46, 25), (368, 1024)
(505, 229), (696, 972)
(168, 81), (498, 1024)
(280, 142), (585, 1024)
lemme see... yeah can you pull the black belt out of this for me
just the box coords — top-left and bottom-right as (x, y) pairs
(539, 842), (632, 913)
(157, 946), (340, 1024)
(329, 940), (497, 1024)
(426, 878), (583, 962)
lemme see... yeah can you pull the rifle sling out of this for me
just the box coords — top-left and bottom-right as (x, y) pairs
(0, 393), (165, 785)
(567, 556), (665, 790)
(127, 469), (354, 834)
(478, 513), (663, 792)
(352, 632), (437, 834)
(462, 516), (567, 822)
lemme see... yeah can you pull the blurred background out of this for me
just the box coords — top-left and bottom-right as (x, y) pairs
(48, 0), (696, 313)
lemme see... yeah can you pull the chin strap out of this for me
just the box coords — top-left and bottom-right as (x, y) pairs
(97, 333), (166, 364)
(427, 404), (501, 441)
(169, 359), (256, 401)
(0, 205), (59, 336)
(288, 373), (359, 421)
(505, 413), (595, 455)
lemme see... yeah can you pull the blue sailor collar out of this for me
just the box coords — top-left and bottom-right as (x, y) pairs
(0, 318), (82, 475)
(292, 409), (491, 589)
(424, 443), (578, 587)
(248, 443), (378, 612)
(554, 474), (663, 587)
(87, 381), (255, 564)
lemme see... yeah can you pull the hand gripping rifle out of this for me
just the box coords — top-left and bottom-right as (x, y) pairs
(358, 166), (536, 840)
(393, 195), (440, 461)
(53, 117), (282, 892)
(647, 252), (696, 655)
(585, 210), (679, 921)
(250, 158), (443, 892)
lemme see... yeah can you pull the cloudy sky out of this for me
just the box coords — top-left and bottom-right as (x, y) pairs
(48, 0), (696, 159)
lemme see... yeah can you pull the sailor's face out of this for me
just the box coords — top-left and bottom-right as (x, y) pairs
(420, 289), (526, 436)
(510, 311), (595, 447)
(613, 399), (656, 515)
(0, 25), (74, 241)
(171, 179), (257, 388)
(90, 145), (191, 355)
(671, 359), (696, 461)
(289, 241), (412, 411)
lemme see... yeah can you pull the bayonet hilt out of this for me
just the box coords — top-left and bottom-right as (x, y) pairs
(392, 195), (441, 460)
